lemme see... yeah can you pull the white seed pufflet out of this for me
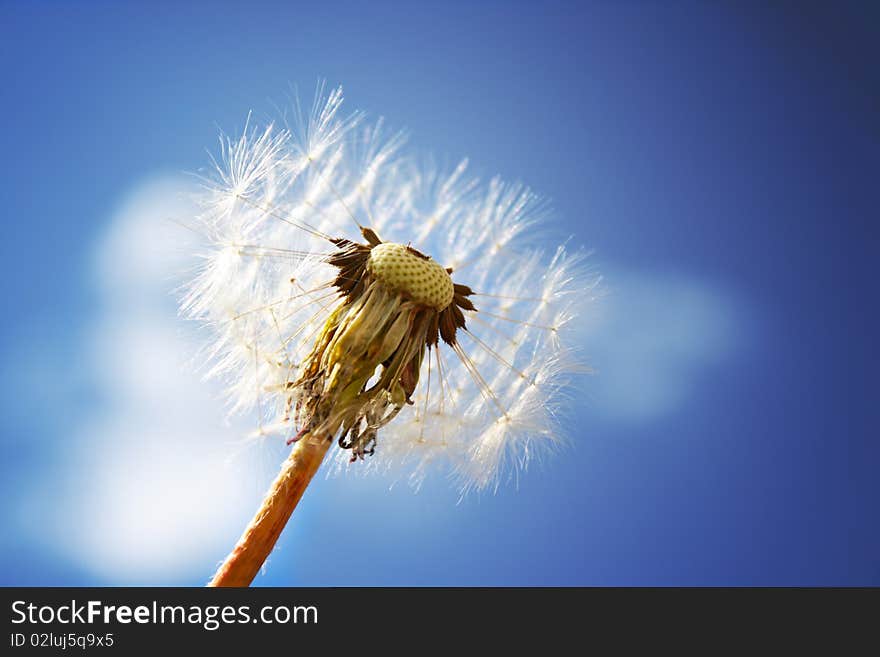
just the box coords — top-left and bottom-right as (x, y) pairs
(367, 242), (455, 310)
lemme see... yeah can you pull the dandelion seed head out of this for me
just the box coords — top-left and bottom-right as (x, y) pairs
(181, 84), (598, 493)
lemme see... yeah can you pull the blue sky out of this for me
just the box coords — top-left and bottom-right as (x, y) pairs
(0, 1), (877, 585)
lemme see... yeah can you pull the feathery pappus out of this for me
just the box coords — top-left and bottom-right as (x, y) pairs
(181, 84), (599, 494)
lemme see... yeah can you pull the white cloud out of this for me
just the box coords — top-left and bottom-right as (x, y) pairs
(581, 268), (744, 422)
(19, 175), (280, 584)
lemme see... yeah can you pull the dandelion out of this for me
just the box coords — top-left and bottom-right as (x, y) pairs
(181, 83), (599, 586)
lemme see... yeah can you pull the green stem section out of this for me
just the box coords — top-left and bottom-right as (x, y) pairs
(208, 434), (332, 587)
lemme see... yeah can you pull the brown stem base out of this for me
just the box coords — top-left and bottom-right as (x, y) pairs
(208, 434), (332, 587)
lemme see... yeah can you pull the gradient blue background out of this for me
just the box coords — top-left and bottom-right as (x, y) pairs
(1, 1), (877, 585)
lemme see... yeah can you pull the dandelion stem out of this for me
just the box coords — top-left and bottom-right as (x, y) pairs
(208, 433), (332, 587)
